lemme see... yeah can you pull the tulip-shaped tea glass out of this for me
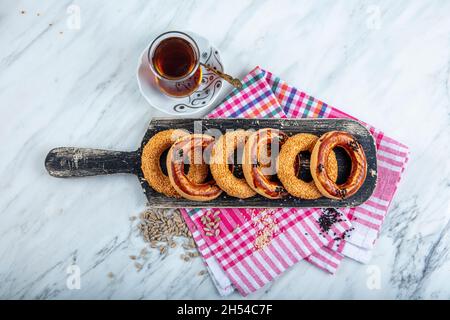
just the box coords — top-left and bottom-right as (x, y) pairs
(147, 31), (203, 98)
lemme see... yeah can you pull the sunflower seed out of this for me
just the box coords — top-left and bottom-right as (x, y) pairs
(134, 262), (143, 272)
(188, 251), (199, 258)
(135, 208), (202, 261)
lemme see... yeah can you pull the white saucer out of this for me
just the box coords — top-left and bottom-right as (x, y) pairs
(137, 32), (225, 115)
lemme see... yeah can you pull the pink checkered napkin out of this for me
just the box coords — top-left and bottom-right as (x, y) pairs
(180, 66), (409, 296)
(182, 208), (352, 296)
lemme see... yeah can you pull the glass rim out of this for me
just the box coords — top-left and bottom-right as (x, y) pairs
(147, 31), (200, 81)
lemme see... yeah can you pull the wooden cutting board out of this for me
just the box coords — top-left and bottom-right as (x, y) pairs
(45, 118), (377, 208)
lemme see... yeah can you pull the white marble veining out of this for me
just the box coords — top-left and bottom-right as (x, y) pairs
(0, 0), (449, 299)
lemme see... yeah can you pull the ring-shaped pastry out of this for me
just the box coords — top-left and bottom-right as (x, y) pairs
(141, 129), (209, 197)
(311, 131), (367, 200)
(210, 130), (256, 199)
(242, 128), (289, 199)
(277, 133), (338, 199)
(167, 134), (222, 201)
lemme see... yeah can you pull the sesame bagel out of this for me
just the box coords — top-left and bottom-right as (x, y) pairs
(311, 131), (367, 200)
(167, 134), (222, 201)
(210, 130), (256, 199)
(141, 129), (209, 197)
(277, 133), (338, 199)
(242, 128), (289, 199)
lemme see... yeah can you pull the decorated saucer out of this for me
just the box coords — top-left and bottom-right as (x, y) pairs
(137, 32), (225, 115)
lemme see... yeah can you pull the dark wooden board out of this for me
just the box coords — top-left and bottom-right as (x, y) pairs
(45, 118), (377, 208)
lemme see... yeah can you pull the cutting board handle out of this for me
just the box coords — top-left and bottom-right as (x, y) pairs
(45, 147), (140, 178)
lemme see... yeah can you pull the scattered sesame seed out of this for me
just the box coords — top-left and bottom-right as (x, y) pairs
(318, 208), (342, 232)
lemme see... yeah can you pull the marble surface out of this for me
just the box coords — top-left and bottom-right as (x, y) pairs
(0, 0), (449, 300)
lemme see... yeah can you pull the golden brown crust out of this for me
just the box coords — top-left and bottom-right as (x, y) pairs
(141, 129), (208, 197)
(311, 131), (367, 200)
(242, 128), (289, 199)
(277, 133), (338, 199)
(210, 130), (256, 199)
(166, 134), (222, 201)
